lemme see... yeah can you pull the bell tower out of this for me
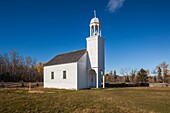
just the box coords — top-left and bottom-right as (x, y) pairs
(86, 11), (105, 88)
(90, 10), (101, 37)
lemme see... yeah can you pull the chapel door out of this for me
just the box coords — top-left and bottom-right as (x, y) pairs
(89, 69), (96, 88)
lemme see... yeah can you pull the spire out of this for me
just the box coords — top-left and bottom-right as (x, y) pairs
(94, 10), (96, 18)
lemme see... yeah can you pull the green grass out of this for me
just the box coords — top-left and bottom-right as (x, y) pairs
(0, 87), (170, 113)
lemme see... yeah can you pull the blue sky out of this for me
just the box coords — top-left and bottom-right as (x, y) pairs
(0, 0), (170, 74)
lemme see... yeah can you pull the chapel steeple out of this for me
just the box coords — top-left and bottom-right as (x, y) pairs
(90, 10), (101, 37)
(86, 11), (105, 88)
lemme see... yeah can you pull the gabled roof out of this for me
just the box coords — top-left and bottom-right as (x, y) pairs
(45, 49), (87, 66)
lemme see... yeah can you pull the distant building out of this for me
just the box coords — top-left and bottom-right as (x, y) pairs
(44, 11), (105, 90)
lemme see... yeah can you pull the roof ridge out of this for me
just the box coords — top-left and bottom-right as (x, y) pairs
(58, 49), (86, 56)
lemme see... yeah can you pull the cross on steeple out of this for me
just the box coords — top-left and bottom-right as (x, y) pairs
(94, 10), (96, 18)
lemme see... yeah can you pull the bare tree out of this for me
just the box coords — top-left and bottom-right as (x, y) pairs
(130, 69), (137, 83)
(125, 68), (131, 83)
(3, 53), (10, 81)
(10, 50), (20, 81)
(124, 68), (130, 76)
(25, 56), (32, 81)
(120, 68), (125, 76)
(0, 53), (4, 81)
(156, 61), (169, 83)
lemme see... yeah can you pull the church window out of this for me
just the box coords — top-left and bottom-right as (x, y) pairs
(63, 71), (66, 79)
(51, 72), (54, 79)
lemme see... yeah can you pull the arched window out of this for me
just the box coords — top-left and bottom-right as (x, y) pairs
(95, 25), (98, 30)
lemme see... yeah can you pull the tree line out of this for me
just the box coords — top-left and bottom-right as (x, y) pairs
(0, 50), (44, 82)
(105, 61), (170, 84)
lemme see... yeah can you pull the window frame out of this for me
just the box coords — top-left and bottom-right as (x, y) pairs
(51, 72), (54, 79)
(63, 71), (66, 79)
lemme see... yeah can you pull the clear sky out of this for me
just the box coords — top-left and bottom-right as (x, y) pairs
(0, 0), (170, 74)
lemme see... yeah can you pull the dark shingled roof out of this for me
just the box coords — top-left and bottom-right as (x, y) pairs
(45, 49), (87, 66)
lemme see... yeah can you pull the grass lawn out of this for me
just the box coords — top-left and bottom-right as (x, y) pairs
(0, 87), (170, 113)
